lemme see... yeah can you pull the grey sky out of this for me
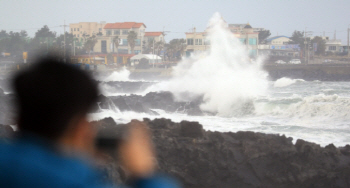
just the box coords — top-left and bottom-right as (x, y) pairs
(1, 0), (349, 44)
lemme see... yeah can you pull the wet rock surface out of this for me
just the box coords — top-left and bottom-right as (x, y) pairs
(97, 92), (204, 116)
(94, 118), (350, 188)
(0, 93), (15, 125)
(101, 81), (156, 94)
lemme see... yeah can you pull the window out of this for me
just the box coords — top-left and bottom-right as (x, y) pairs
(239, 38), (246, 44)
(71, 28), (73, 32)
(101, 40), (107, 53)
(329, 46), (336, 51)
(99, 28), (102, 32)
(249, 38), (257, 45)
(78, 28), (79, 31)
(134, 50), (141, 54)
(122, 39), (128, 46)
(74, 28), (76, 31)
(122, 30), (128, 35)
(118, 49), (128, 54)
(77, 34), (79, 37)
(135, 39), (141, 46)
(195, 39), (202, 45)
(187, 38), (193, 45)
(114, 30), (120, 35)
(106, 30), (111, 36)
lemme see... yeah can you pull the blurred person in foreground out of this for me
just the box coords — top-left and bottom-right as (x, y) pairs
(0, 56), (179, 188)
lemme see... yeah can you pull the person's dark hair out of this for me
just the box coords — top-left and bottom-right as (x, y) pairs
(13, 56), (98, 140)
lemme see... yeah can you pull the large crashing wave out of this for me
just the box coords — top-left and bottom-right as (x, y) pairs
(149, 13), (268, 116)
(96, 67), (131, 82)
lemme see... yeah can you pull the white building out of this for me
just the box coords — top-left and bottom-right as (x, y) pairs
(93, 22), (146, 54)
(265, 36), (291, 45)
(325, 39), (342, 54)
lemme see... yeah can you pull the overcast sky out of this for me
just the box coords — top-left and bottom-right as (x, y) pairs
(1, 0), (349, 44)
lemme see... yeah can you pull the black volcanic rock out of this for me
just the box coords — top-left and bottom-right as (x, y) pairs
(97, 92), (203, 116)
(94, 118), (350, 188)
(0, 94), (15, 125)
(101, 81), (156, 93)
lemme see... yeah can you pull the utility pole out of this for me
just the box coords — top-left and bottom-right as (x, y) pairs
(73, 39), (76, 56)
(153, 39), (155, 68)
(348, 24), (350, 57)
(304, 27), (307, 63)
(60, 20), (68, 62)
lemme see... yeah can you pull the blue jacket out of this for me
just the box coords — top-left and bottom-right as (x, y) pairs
(0, 135), (179, 188)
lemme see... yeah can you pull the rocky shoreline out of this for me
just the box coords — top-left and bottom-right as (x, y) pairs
(93, 117), (350, 188)
(1, 112), (350, 187)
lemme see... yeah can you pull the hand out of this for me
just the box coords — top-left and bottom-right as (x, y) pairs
(118, 120), (156, 177)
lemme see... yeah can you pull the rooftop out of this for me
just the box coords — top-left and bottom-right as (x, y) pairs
(144, 32), (163, 37)
(104, 22), (146, 29)
(266, 36), (290, 42)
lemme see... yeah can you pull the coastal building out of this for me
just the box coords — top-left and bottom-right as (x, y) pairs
(265, 36), (291, 45)
(257, 36), (300, 58)
(93, 22), (146, 54)
(69, 22), (106, 38)
(144, 32), (165, 45)
(185, 28), (209, 56)
(325, 39), (342, 54)
(185, 23), (259, 57)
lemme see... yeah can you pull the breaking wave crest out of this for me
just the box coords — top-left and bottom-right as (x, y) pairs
(274, 77), (305, 88)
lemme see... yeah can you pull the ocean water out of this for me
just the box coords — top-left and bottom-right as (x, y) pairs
(90, 13), (350, 147)
(91, 75), (350, 147)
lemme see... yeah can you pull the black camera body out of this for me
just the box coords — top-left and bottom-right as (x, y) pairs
(95, 124), (128, 152)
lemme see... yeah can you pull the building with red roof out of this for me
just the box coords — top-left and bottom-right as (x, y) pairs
(143, 32), (165, 54)
(92, 22), (147, 55)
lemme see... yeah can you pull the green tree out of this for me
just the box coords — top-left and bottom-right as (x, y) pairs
(0, 30), (9, 39)
(27, 25), (57, 55)
(83, 36), (97, 53)
(289, 30), (305, 50)
(20, 30), (28, 38)
(258, 30), (271, 44)
(311, 36), (326, 56)
(155, 41), (164, 56)
(165, 38), (186, 61)
(127, 31), (137, 54)
(55, 32), (75, 56)
(35, 25), (56, 38)
(0, 30), (29, 55)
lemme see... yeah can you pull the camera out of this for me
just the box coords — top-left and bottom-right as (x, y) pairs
(95, 124), (129, 152)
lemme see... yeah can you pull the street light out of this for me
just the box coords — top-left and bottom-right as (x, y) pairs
(348, 24), (350, 57)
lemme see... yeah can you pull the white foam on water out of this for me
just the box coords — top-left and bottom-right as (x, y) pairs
(274, 77), (305, 88)
(96, 67), (131, 82)
(148, 13), (268, 116)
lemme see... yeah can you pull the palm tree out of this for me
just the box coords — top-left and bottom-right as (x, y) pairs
(155, 41), (164, 56)
(165, 39), (186, 61)
(113, 36), (120, 53)
(83, 36), (97, 52)
(127, 31), (137, 54)
(83, 36), (97, 63)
